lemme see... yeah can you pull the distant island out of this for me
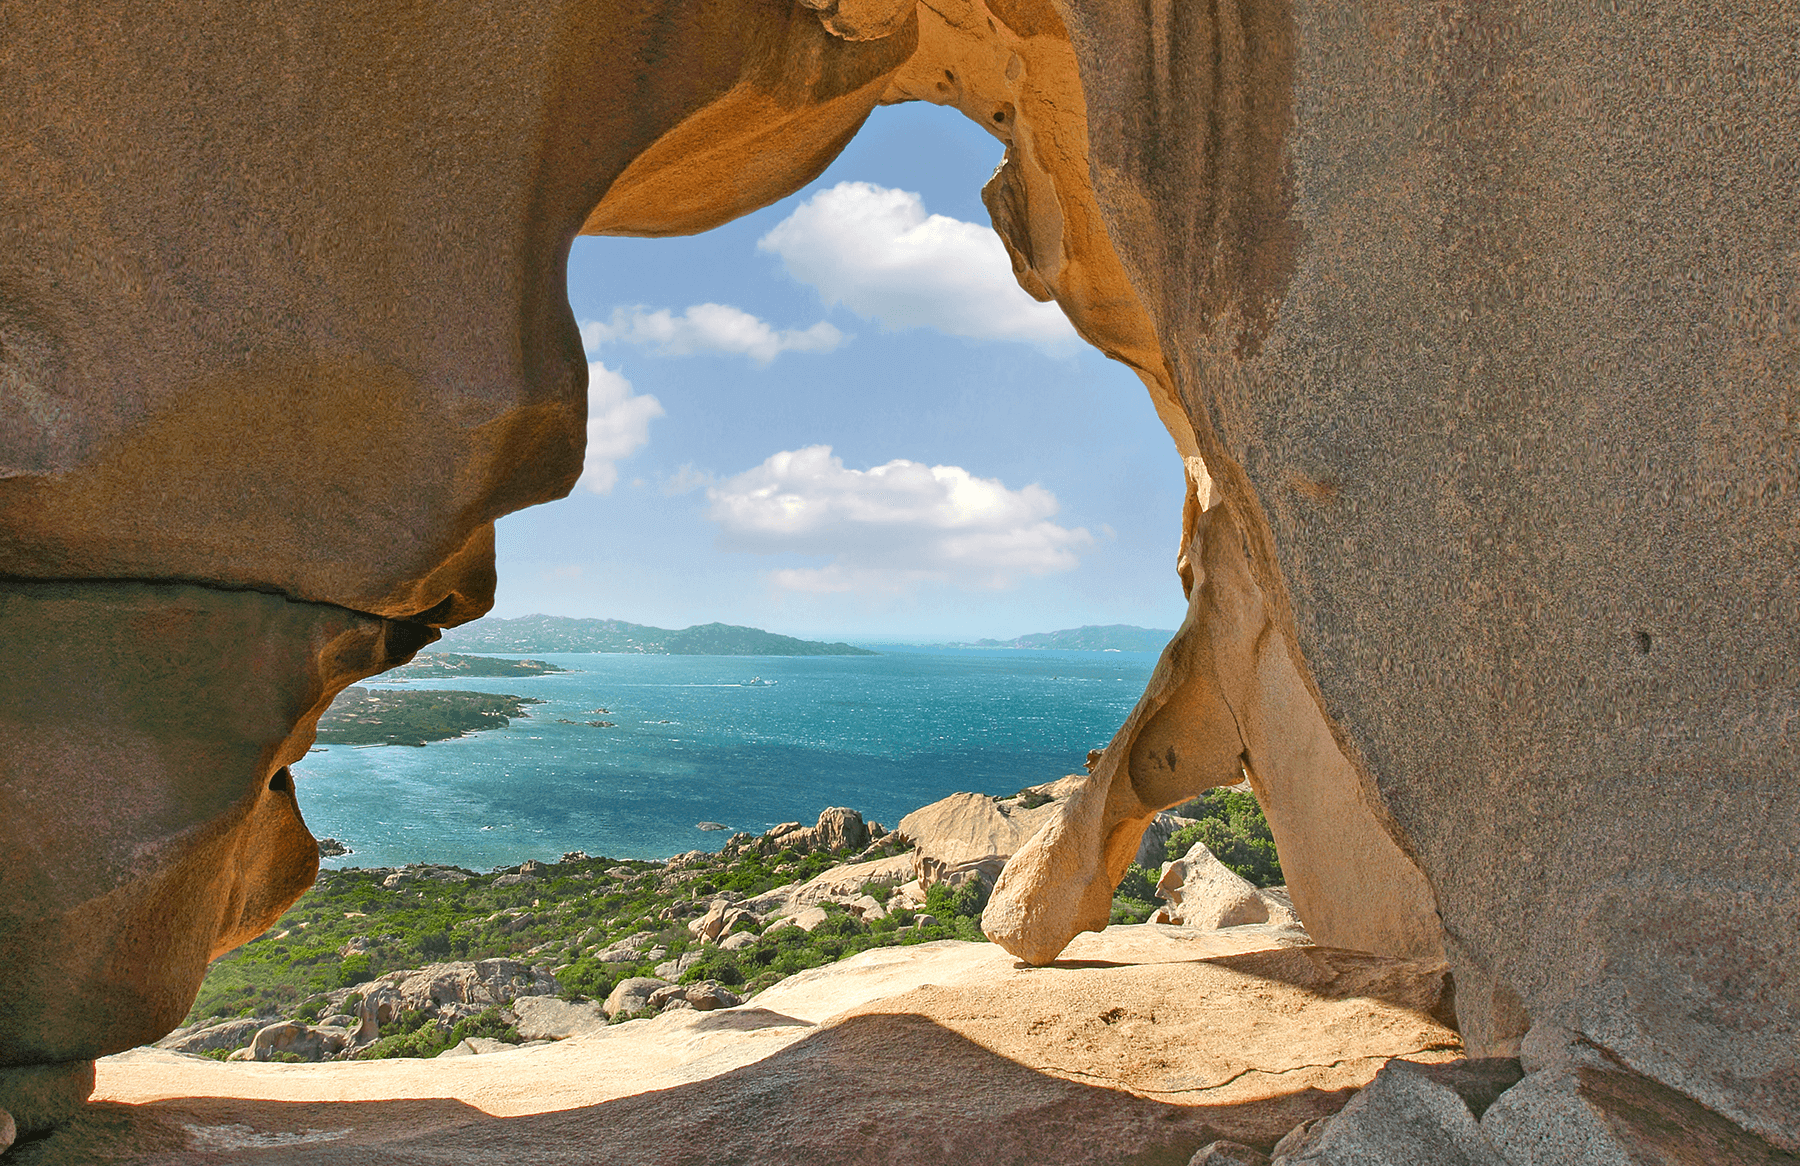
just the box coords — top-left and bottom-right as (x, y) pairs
(389, 653), (569, 679)
(956, 624), (1176, 653)
(437, 615), (878, 657)
(315, 688), (544, 747)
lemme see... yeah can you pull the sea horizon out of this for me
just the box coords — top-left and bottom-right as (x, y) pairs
(296, 644), (1159, 872)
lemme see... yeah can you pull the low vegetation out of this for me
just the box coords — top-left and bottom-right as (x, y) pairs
(186, 789), (1284, 1059)
(1167, 787), (1284, 886)
(388, 653), (569, 679)
(188, 833), (984, 1038)
(313, 688), (544, 747)
(1109, 786), (1283, 923)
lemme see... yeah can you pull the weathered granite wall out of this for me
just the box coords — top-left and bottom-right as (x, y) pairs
(1051, 0), (1799, 1146)
(0, 0), (911, 1131)
(1, 0), (1794, 1154)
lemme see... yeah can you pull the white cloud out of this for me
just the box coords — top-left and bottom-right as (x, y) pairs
(662, 463), (716, 496)
(579, 361), (664, 495)
(581, 303), (846, 366)
(705, 445), (1092, 592)
(757, 181), (1079, 351)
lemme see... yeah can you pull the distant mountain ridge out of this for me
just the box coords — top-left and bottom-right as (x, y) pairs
(968, 624), (1175, 653)
(437, 614), (878, 657)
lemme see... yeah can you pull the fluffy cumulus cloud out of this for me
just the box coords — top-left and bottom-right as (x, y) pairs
(581, 304), (845, 365)
(757, 182), (1079, 350)
(578, 361), (663, 495)
(705, 445), (1092, 592)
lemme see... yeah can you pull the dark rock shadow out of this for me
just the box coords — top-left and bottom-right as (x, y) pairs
(16, 1014), (1356, 1165)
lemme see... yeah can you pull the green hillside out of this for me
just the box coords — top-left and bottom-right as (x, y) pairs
(437, 615), (877, 657)
(971, 624), (1175, 653)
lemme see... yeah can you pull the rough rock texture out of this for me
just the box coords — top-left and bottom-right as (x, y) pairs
(245, 1023), (351, 1065)
(744, 807), (871, 856)
(1191, 1142), (1270, 1166)
(1153, 841), (1300, 931)
(361, 961), (559, 1020)
(896, 783), (1076, 886)
(154, 1019), (276, 1058)
(1281, 1060), (1512, 1166)
(510, 998), (609, 1042)
(3, 0), (1795, 1152)
(601, 979), (669, 1020)
(0, 581), (426, 1114)
(1136, 811), (1199, 868)
(1041, 1), (1800, 1149)
(55, 928), (1460, 1164)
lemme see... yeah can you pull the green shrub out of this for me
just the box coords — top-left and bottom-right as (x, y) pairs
(1114, 864), (1157, 903)
(925, 879), (988, 919)
(1110, 899), (1156, 925)
(1165, 789), (1283, 886)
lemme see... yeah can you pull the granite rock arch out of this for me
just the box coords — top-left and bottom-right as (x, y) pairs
(1, 0), (1795, 1151)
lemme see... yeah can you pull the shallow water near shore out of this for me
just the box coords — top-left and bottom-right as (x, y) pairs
(296, 646), (1159, 870)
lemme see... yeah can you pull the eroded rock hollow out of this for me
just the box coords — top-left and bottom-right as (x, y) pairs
(1, 0), (1794, 1154)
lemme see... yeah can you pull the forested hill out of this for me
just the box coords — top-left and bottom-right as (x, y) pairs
(971, 625), (1175, 653)
(436, 615), (878, 657)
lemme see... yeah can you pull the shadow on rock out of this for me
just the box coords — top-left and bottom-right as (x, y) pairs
(14, 1014), (1357, 1165)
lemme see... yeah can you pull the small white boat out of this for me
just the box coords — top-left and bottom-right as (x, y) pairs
(742, 676), (777, 687)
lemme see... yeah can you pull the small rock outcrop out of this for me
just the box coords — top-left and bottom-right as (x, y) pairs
(511, 997), (609, 1041)
(153, 1017), (274, 1056)
(896, 782), (1076, 889)
(1152, 842), (1299, 932)
(735, 808), (871, 857)
(244, 1021), (353, 1063)
(1136, 812), (1198, 869)
(603, 978), (670, 1020)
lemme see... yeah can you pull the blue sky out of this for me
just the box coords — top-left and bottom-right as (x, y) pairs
(492, 102), (1188, 642)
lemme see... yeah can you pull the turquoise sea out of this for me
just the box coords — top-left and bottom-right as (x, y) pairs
(294, 646), (1160, 871)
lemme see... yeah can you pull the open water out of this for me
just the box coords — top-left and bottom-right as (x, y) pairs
(294, 646), (1160, 871)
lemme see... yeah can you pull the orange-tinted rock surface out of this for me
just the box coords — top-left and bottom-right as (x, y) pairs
(1, 0), (1795, 1155)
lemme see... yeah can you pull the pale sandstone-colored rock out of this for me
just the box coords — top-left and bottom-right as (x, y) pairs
(1051, 0), (1799, 1147)
(0, 1105), (12, 1156)
(719, 932), (759, 952)
(747, 852), (914, 917)
(1153, 842), (1299, 933)
(1, 0), (1793, 1150)
(896, 781), (1078, 886)
(246, 1023), (350, 1064)
(511, 997), (609, 1042)
(154, 1019), (274, 1058)
(0, 581), (422, 1114)
(782, 906), (832, 934)
(1137, 812), (1199, 869)
(71, 928), (1458, 1163)
(982, 473), (1445, 969)
(360, 960), (558, 1025)
(601, 978), (669, 1021)
(734, 807), (870, 858)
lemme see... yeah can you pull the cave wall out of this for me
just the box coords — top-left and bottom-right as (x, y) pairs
(1054, 0), (1798, 1145)
(1, 0), (1795, 1150)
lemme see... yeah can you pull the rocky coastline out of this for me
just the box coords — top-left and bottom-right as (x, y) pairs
(160, 783), (1286, 1066)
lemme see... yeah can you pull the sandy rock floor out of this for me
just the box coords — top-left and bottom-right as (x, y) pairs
(20, 925), (1460, 1165)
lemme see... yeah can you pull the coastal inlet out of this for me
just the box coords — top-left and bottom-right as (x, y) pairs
(292, 646), (1160, 870)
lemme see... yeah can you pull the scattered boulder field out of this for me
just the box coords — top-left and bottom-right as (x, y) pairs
(73, 782), (1740, 1164)
(157, 782), (1292, 1067)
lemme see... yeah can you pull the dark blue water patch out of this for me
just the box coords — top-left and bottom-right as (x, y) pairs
(294, 646), (1157, 869)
